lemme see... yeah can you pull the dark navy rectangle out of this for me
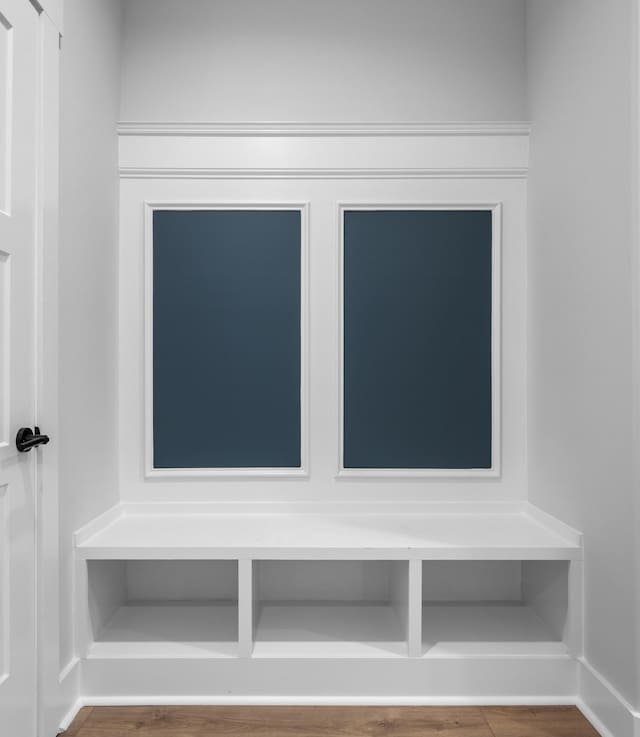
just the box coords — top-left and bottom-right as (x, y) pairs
(343, 210), (493, 469)
(153, 209), (302, 469)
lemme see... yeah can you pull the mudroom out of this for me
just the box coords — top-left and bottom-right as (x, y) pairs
(1, 1), (638, 735)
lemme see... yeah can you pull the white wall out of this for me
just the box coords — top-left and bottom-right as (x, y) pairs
(119, 0), (526, 123)
(526, 0), (639, 712)
(58, 0), (123, 669)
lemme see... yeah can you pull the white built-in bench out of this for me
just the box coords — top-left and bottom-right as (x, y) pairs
(75, 503), (582, 703)
(73, 502), (583, 701)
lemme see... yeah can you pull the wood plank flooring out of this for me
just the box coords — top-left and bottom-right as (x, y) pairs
(62, 706), (601, 737)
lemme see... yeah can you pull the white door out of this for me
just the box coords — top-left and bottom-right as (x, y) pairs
(0, 0), (40, 735)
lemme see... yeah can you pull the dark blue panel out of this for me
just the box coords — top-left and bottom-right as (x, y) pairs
(343, 210), (492, 469)
(153, 210), (301, 468)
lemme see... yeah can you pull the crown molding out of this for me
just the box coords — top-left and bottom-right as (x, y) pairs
(117, 121), (532, 138)
(119, 167), (528, 180)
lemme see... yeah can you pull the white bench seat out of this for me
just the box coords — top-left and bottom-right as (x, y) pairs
(75, 503), (581, 561)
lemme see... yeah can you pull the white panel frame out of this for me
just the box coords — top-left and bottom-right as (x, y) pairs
(143, 201), (310, 478)
(337, 202), (502, 479)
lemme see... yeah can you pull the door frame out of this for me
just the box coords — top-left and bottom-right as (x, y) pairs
(33, 6), (67, 737)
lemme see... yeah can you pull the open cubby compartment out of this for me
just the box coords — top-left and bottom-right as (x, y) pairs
(86, 559), (239, 658)
(421, 560), (570, 657)
(251, 560), (410, 657)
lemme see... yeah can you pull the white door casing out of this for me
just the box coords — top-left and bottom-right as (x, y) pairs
(36, 13), (63, 737)
(0, 0), (39, 735)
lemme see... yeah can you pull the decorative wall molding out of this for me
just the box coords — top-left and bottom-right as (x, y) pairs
(118, 144), (528, 502)
(143, 201), (310, 479)
(118, 124), (530, 179)
(336, 202), (502, 480)
(117, 121), (532, 138)
(120, 167), (528, 180)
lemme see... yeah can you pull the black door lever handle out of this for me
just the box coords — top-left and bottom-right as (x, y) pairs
(16, 426), (50, 453)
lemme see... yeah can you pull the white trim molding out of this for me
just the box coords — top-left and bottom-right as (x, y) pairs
(62, 690), (583, 734)
(143, 201), (310, 479)
(578, 658), (640, 737)
(117, 121), (532, 138)
(56, 658), (80, 733)
(336, 203), (502, 479)
(118, 125), (530, 181)
(121, 167), (528, 181)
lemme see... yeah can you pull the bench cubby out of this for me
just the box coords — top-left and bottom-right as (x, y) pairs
(251, 560), (409, 657)
(421, 560), (570, 656)
(86, 559), (239, 658)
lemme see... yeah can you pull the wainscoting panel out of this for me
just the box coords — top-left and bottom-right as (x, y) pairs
(118, 124), (527, 502)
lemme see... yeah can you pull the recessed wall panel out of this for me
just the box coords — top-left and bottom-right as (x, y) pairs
(343, 209), (493, 470)
(152, 209), (302, 469)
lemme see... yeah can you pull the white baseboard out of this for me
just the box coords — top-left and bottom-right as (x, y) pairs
(55, 658), (81, 733)
(58, 698), (84, 733)
(578, 658), (640, 737)
(62, 654), (640, 737)
(59, 692), (629, 737)
(59, 693), (579, 733)
(70, 694), (578, 707)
